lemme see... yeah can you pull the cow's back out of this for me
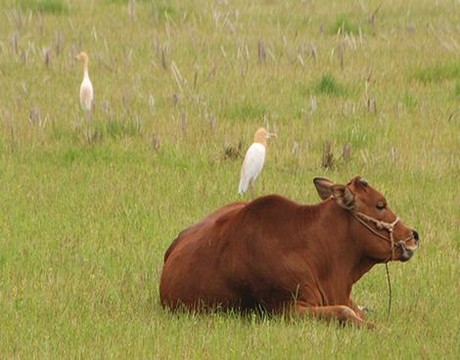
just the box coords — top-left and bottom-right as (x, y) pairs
(159, 195), (311, 312)
(163, 202), (245, 263)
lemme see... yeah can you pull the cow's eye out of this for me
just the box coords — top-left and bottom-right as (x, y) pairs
(376, 202), (386, 210)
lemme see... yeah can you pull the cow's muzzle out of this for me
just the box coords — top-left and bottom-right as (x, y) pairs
(397, 230), (419, 262)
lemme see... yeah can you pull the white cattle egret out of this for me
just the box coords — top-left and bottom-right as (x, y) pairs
(238, 127), (276, 199)
(75, 51), (94, 113)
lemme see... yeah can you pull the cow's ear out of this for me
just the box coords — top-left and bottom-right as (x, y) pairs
(313, 177), (334, 200)
(330, 185), (355, 210)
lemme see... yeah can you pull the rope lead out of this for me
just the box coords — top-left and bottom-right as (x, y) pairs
(385, 262), (392, 320)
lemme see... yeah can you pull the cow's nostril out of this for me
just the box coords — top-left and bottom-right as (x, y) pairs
(412, 231), (419, 242)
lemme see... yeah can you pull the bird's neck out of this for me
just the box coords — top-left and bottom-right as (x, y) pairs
(82, 60), (89, 77)
(255, 139), (267, 147)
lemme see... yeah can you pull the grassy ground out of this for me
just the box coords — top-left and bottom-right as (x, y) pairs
(0, 0), (459, 358)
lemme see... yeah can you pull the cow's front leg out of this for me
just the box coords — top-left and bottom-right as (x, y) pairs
(348, 298), (367, 320)
(294, 301), (374, 328)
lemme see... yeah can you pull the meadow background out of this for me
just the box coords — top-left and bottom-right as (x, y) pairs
(0, 0), (459, 358)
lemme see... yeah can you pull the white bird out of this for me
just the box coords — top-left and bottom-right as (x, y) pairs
(238, 127), (276, 199)
(75, 51), (94, 114)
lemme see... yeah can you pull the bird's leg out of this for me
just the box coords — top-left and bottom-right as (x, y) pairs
(85, 109), (93, 122)
(249, 183), (255, 200)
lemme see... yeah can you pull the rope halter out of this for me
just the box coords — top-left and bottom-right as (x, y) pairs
(350, 211), (401, 261)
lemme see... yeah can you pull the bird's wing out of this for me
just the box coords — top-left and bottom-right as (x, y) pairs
(238, 143), (266, 193)
(80, 78), (94, 110)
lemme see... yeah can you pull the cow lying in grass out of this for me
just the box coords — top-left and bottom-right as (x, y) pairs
(160, 176), (419, 327)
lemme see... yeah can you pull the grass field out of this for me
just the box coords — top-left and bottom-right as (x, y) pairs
(0, 0), (459, 358)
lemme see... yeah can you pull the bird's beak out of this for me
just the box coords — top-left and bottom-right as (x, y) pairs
(266, 124), (278, 139)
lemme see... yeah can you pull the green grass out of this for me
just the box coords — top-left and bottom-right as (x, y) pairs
(15, 0), (69, 14)
(314, 73), (347, 96)
(329, 13), (360, 35)
(224, 100), (268, 121)
(401, 92), (418, 110)
(415, 62), (460, 84)
(0, 0), (459, 358)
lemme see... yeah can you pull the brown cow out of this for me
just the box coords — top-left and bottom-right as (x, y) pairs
(159, 176), (419, 327)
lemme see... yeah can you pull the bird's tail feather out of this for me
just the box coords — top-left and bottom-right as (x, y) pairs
(238, 179), (248, 195)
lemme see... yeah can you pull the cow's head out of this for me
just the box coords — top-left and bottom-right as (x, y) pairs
(314, 176), (419, 262)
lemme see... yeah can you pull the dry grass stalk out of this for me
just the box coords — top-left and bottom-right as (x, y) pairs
(128, 0), (135, 20)
(151, 133), (161, 152)
(345, 33), (357, 50)
(43, 47), (51, 67)
(122, 87), (131, 111)
(92, 26), (98, 41)
(4, 110), (16, 150)
(20, 49), (28, 64)
(149, 95), (155, 115)
(258, 40), (266, 64)
(206, 113), (217, 130)
(236, 40), (249, 77)
(207, 65), (217, 80)
(180, 111), (188, 135)
(292, 141), (300, 156)
(390, 147), (397, 162)
(342, 143), (351, 163)
(310, 43), (317, 59)
(368, 2), (383, 28)
(84, 128), (103, 145)
(193, 70), (198, 90)
(7, 8), (24, 29)
(365, 72), (377, 114)
(134, 115), (142, 134)
(37, 14), (44, 36)
(297, 54), (304, 67)
(336, 41), (345, 69)
(100, 100), (111, 116)
(367, 97), (377, 114)
(310, 96), (317, 114)
(322, 140), (335, 169)
(212, 10), (221, 28)
(55, 32), (63, 56)
(126, 48), (133, 65)
(236, 39), (247, 61)
(161, 47), (169, 70)
(11, 31), (19, 56)
(171, 61), (184, 93)
(172, 93), (180, 109)
(222, 14), (236, 34)
(29, 107), (42, 127)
